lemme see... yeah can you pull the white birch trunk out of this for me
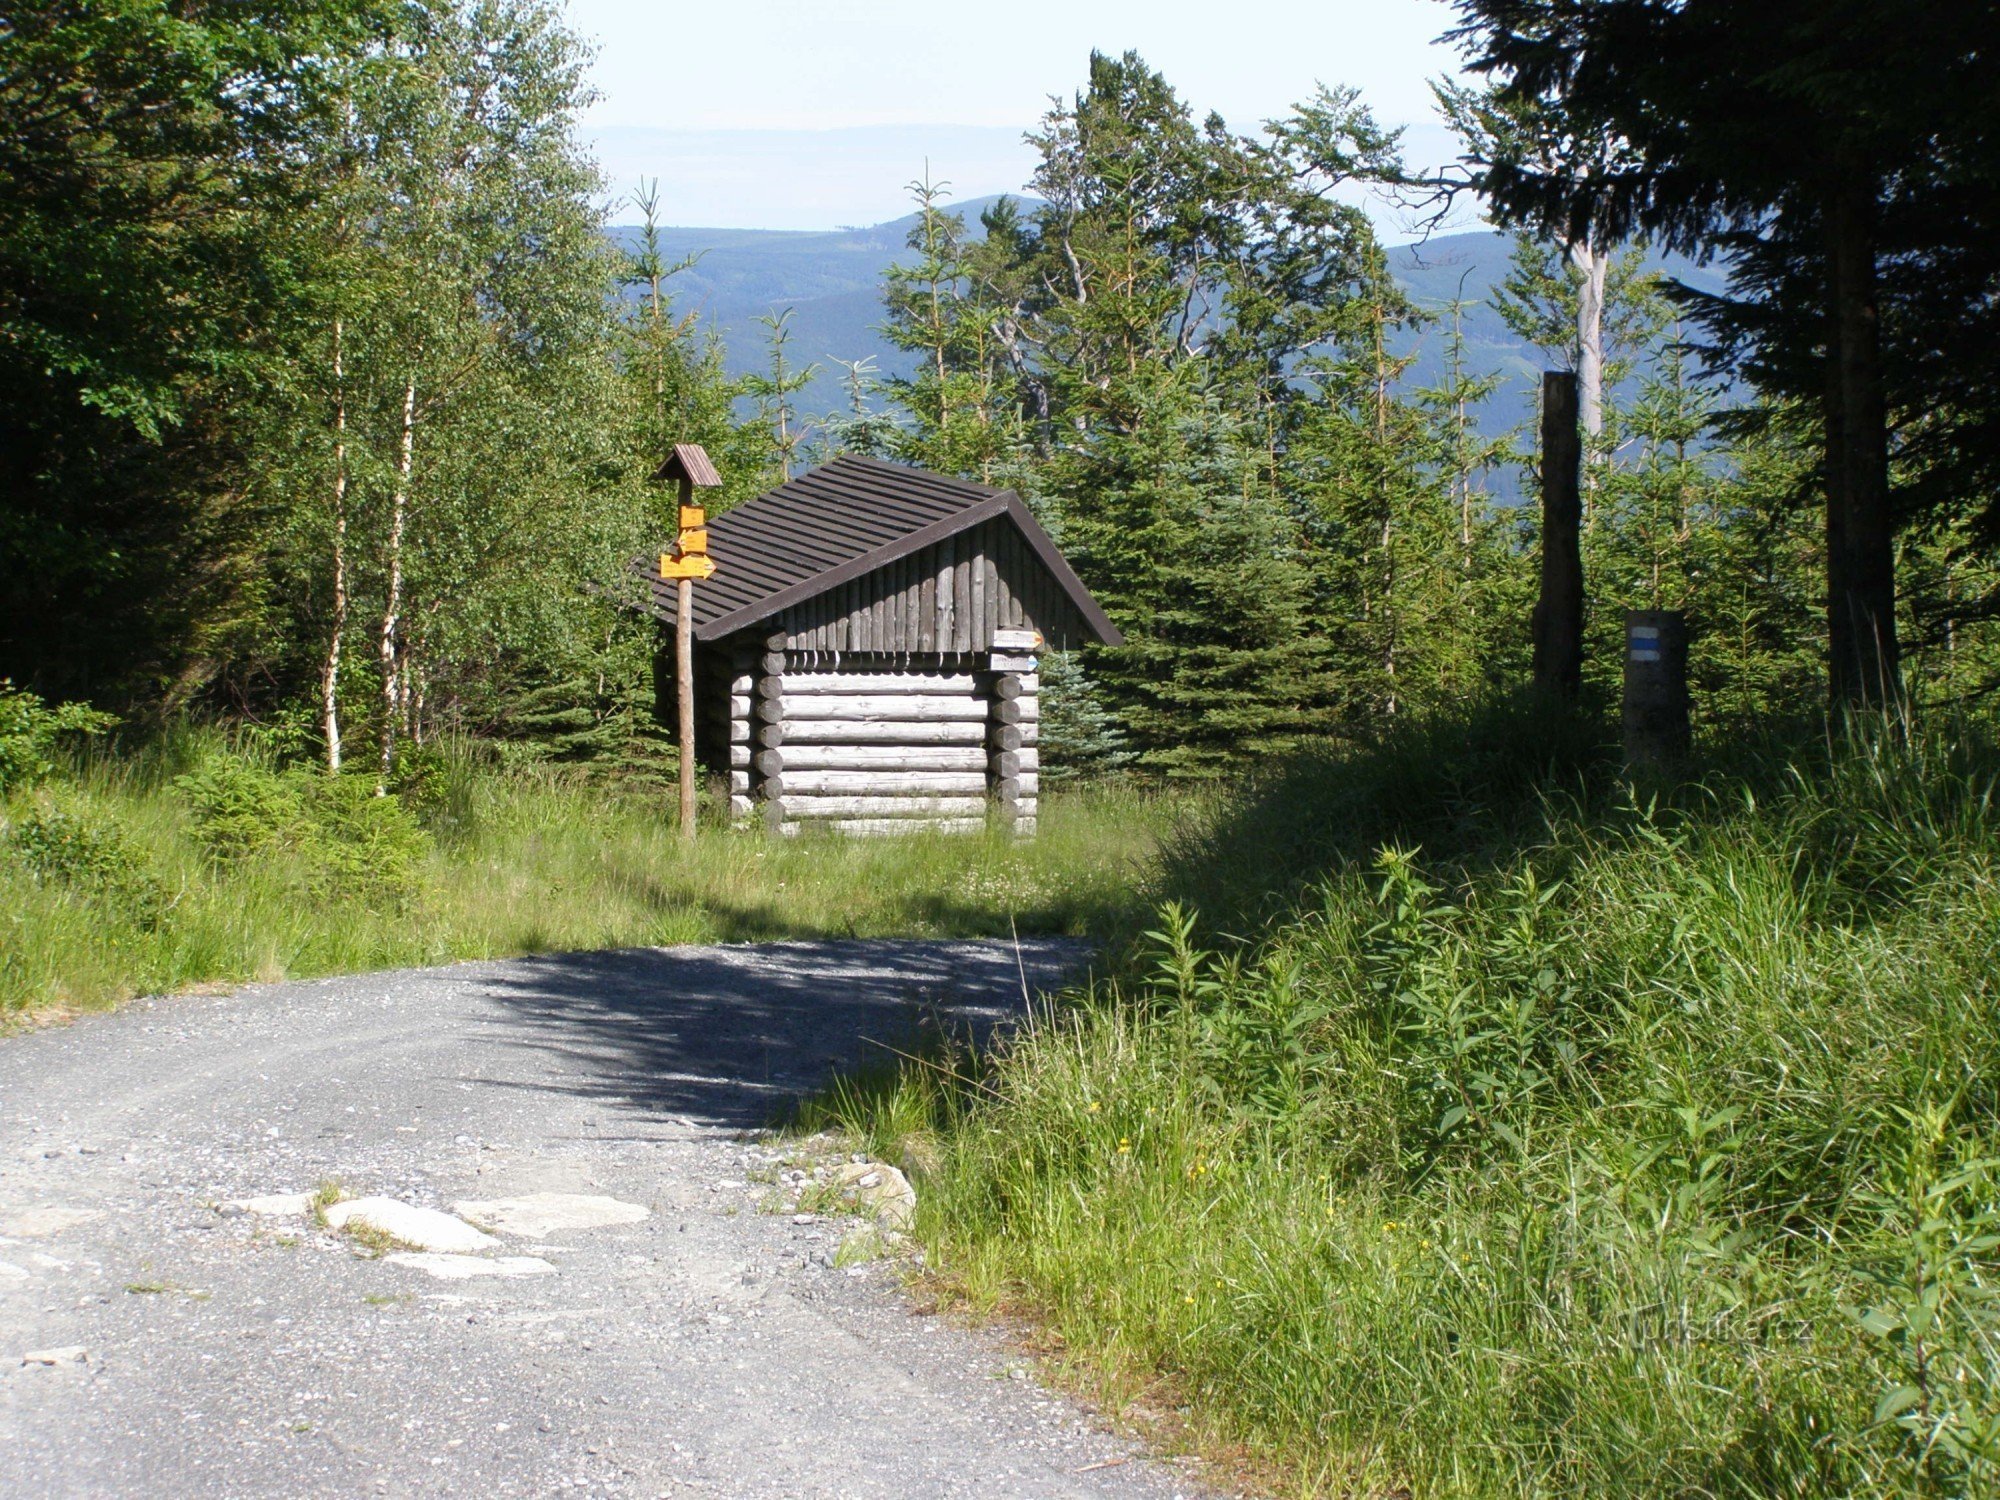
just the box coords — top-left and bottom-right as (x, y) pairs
(377, 373), (417, 791)
(322, 315), (349, 775)
(1569, 236), (1606, 457)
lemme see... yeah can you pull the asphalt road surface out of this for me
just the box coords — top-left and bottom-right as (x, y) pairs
(0, 941), (1205, 1499)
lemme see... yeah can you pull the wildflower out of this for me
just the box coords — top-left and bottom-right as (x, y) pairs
(1087, 1102), (1101, 1113)
(1183, 1294), (1195, 1305)
(1383, 1221), (1398, 1234)
(1117, 1138), (1131, 1154)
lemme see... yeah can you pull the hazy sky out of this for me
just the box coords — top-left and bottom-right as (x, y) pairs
(567, 0), (1477, 234)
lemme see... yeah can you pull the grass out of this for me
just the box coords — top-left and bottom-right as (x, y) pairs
(0, 729), (1183, 1017)
(801, 703), (2000, 1498)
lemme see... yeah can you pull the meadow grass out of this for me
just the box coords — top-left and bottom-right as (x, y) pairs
(800, 705), (2000, 1498)
(0, 730), (1181, 1017)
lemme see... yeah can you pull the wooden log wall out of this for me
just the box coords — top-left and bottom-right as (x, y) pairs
(774, 517), (1088, 656)
(723, 641), (1040, 837)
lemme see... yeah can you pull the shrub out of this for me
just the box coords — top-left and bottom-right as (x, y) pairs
(173, 752), (431, 909)
(302, 773), (431, 906)
(173, 757), (306, 858)
(7, 805), (165, 928)
(0, 682), (115, 794)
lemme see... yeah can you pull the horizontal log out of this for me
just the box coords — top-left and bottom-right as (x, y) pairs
(991, 700), (1021, 726)
(759, 651), (787, 674)
(753, 748), (785, 777)
(990, 675), (1023, 703)
(730, 793), (754, 819)
(729, 743), (750, 769)
(755, 721), (784, 749)
(1019, 747), (1040, 770)
(729, 693), (752, 718)
(729, 769), (750, 793)
(753, 696), (785, 725)
(993, 776), (1020, 803)
(779, 745), (987, 772)
(1012, 815), (1038, 837)
(989, 749), (1021, 779)
(781, 795), (989, 817)
(781, 818), (988, 839)
(756, 674), (784, 699)
(781, 695), (987, 721)
(727, 718), (751, 744)
(1021, 772), (1039, 795)
(988, 723), (1022, 753)
(729, 673), (753, 694)
(781, 771), (988, 795)
(783, 719), (986, 745)
(781, 672), (977, 695)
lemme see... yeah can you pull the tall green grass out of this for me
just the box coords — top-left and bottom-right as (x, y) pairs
(1, 729), (1180, 1016)
(808, 707), (2000, 1497)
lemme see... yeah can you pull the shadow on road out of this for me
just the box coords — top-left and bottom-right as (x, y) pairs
(469, 939), (1090, 1130)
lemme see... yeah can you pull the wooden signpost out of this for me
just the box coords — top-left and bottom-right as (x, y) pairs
(1532, 370), (1584, 702)
(657, 444), (722, 840)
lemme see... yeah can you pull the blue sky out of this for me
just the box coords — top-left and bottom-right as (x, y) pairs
(566, 0), (1478, 236)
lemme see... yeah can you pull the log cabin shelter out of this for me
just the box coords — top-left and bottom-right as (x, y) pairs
(635, 453), (1122, 837)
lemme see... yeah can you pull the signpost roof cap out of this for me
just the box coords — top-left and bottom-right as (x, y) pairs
(654, 443), (722, 489)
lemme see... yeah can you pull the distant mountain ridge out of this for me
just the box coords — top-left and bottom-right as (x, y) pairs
(608, 199), (1726, 441)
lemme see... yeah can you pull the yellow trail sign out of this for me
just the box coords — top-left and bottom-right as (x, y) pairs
(660, 502), (714, 580)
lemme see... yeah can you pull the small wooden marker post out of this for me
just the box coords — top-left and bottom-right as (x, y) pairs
(656, 444), (722, 840)
(1532, 370), (1584, 701)
(1623, 609), (1690, 768)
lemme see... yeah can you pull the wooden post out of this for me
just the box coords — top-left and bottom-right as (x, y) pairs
(1532, 370), (1584, 700)
(655, 442), (721, 837)
(675, 532), (695, 840)
(1623, 609), (1689, 768)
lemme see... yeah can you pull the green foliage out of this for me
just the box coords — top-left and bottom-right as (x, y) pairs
(7, 805), (164, 929)
(1, 768), (1173, 1016)
(1035, 651), (1134, 783)
(173, 753), (429, 908)
(0, 683), (115, 794)
(816, 711), (2000, 1495)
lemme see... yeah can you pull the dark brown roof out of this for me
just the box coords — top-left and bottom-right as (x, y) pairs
(655, 443), (722, 489)
(634, 455), (1121, 645)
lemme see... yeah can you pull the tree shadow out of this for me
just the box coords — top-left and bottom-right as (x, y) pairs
(468, 938), (1092, 1131)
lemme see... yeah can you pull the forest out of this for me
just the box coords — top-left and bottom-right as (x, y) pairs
(5, 1), (2000, 1495)
(5, 1), (1996, 776)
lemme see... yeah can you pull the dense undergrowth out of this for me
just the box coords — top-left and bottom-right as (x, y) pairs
(0, 710), (1174, 1017)
(804, 703), (2000, 1498)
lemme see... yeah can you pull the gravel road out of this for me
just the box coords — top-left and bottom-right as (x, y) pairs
(0, 941), (1207, 1499)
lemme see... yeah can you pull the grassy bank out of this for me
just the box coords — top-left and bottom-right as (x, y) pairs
(806, 707), (2000, 1497)
(1, 729), (1179, 1017)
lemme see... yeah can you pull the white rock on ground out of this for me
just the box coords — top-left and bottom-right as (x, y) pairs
(451, 1193), (649, 1239)
(384, 1253), (556, 1280)
(321, 1198), (500, 1254)
(833, 1162), (917, 1229)
(228, 1193), (314, 1217)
